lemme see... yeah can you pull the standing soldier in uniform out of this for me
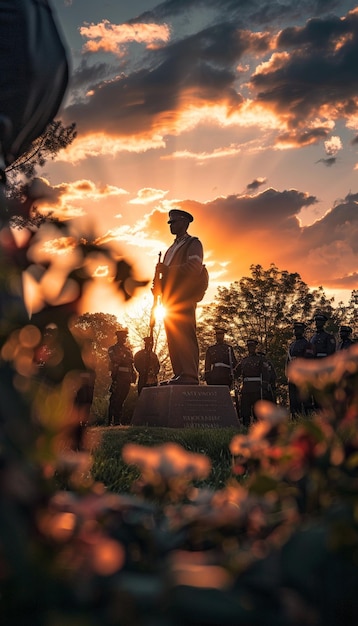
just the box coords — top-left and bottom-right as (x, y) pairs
(108, 328), (136, 425)
(309, 313), (336, 411)
(204, 327), (237, 387)
(155, 209), (206, 385)
(236, 339), (275, 427)
(257, 349), (277, 405)
(309, 313), (336, 359)
(286, 321), (313, 418)
(337, 325), (354, 350)
(134, 336), (160, 394)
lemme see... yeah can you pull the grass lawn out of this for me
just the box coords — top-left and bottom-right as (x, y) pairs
(89, 425), (242, 493)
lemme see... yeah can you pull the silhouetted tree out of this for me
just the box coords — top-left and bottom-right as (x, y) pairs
(5, 120), (77, 196)
(71, 313), (124, 420)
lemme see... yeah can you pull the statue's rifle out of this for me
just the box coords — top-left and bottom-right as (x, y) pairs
(149, 252), (162, 343)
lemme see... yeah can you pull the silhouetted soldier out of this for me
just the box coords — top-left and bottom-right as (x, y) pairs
(337, 325), (354, 350)
(108, 329), (136, 425)
(309, 313), (336, 411)
(309, 313), (336, 358)
(257, 350), (277, 404)
(236, 339), (275, 427)
(204, 326), (237, 387)
(134, 336), (160, 394)
(286, 321), (313, 418)
(156, 209), (207, 385)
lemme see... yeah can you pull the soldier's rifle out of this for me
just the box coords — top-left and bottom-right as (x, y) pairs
(136, 252), (162, 389)
(258, 353), (265, 401)
(149, 251), (162, 344)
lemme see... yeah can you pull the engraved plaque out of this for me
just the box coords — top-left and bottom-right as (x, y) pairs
(131, 385), (239, 428)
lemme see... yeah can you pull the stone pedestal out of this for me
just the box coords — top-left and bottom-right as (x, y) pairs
(131, 384), (240, 428)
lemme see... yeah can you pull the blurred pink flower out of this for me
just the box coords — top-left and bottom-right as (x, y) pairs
(122, 442), (211, 483)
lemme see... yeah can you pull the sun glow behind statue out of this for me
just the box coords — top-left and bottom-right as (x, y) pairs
(154, 302), (166, 323)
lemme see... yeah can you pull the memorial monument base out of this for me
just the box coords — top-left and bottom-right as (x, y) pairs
(131, 384), (240, 428)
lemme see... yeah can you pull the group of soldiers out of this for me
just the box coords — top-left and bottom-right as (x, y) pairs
(204, 327), (277, 427)
(107, 314), (356, 426)
(205, 313), (355, 424)
(286, 314), (354, 417)
(107, 329), (160, 425)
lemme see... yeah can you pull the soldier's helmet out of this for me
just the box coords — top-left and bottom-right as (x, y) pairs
(246, 338), (258, 346)
(168, 209), (193, 224)
(116, 328), (128, 337)
(314, 313), (328, 322)
(339, 325), (352, 334)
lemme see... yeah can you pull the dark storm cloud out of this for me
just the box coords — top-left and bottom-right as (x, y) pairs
(132, 0), (351, 28)
(63, 22), (263, 134)
(329, 272), (358, 288)
(250, 9), (358, 130)
(277, 14), (348, 49)
(316, 157), (337, 167)
(176, 187), (316, 234)
(277, 127), (330, 147)
(70, 59), (115, 91)
(151, 22), (251, 74)
(63, 3), (358, 149)
(287, 192), (358, 287)
(301, 193), (358, 252)
(129, 0), (252, 23)
(149, 188), (358, 288)
(246, 177), (267, 191)
(208, 188), (316, 228)
(64, 63), (241, 136)
(248, 1), (343, 25)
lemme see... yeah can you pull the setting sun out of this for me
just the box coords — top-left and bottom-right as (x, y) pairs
(154, 302), (166, 322)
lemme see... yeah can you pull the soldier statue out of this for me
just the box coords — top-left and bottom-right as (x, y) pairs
(286, 321), (313, 418)
(155, 209), (206, 385)
(108, 328), (136, 425)
(337, 325), (354, 350)
(236, 339), (276, 427)
(204, 326), (237, 387)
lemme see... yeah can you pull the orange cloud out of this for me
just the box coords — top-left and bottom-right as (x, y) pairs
(56, 133), (166, 163)
(161, 144), (242, 162)
(250, 9), (358, 136)
(324, 135), (343, 156)
(80, 20), (170, 56)
(26, 177), (129, 220)
(60, 7), (358, 168)
(129, 188), (168, 205)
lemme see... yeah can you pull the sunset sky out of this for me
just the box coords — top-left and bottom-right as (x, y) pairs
(35, 0), (358, 318)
